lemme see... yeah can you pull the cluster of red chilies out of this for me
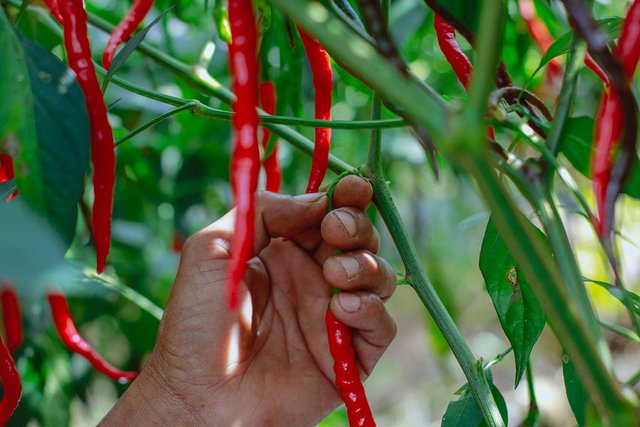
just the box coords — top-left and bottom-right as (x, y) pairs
(223, 3), (374, 422)
(0, 302), (133, 413)
(592, 0), (640, 236)
(0, 280), (138, 422)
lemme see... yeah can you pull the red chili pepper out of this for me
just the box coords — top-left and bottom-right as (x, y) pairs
(42, 0), (64, 24)
(227, 0), (260, 309)
(102, 0), (155, 69)
(260, 81), (282, 193)
(47, 292), (138, 383)
(433, 14), (472, 89)
(1, 285), (23, 354)
(56, 0), (116, 274)
(0, 154), (18, 201)
(433, 14), (495, 139)
(326, 310), (376, 426)
(0, 335), (21, 425)
(518, 0), (563, 86)
(591, 0), (640, 235)
(297, 30), (333, 193)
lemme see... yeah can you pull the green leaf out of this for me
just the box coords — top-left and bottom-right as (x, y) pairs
(19, 33), (90, 248)
(533, 18), (622, 79)
(442, 382), (508, 427)
(584, 278), (640, 316)
(0, 9), (42, 212)
(562, 349), (587, 427)
(0, 199), (68, 283)
(558, 116), (640, 199)
(103, 6), (175, 91)
(479, 218), (547, 387)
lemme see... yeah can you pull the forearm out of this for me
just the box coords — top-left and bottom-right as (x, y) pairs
(99, 355), (204, 426)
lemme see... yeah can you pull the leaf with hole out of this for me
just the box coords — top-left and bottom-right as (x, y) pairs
(479, 218), (547, 387)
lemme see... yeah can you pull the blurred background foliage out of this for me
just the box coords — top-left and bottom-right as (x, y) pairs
(1, 0), (639, 425)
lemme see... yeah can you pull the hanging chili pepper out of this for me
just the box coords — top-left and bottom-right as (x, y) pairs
(55, 0), (116, 274)
(102, 0), (155, 69)
(227, 0), (260, 309)
(0, 154), (18, 201)
(42, 0), (64, 24)
(260, 81), (281, 193)
(518, 0), (563, 86)
(326, 310), (376, 426)
(323, 177), (375, 427)
(0, 335), (21, 425)
(433, 14), (495, 140)
(1, 285), (23, 354)
(47, 292), (138, 383)
(297, 29), (333, 193)
(591, 0), (640, 235)
(433, 14), (472, 89)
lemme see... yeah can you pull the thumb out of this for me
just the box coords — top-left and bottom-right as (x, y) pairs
(189, 190), (328, 261)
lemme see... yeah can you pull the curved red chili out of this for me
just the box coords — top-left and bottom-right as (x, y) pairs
(434, 14), (472, 89)
(227, 0), (260, 309)
(433, 14), (495, 139)
(56, 0), (116, 274)
(1, 285), (23, 354)
(102, 0), (155, 69)
(326, 310), (376, 426)
(591, 0), (640, 235)
(47, 292), (138, 383)
(298, 29), (333, 193)
(260, 81), (281, 193)
(42, 0), (64, 24)
(0, 154), (18, 201)
(0, 336), (21, 425)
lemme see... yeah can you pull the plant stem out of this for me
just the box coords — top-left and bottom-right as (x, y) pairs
(363, 64), (503, 427)
(463, 0), (504, 140)
(544, 37), (583, 162)
(368, 175), (504, 427)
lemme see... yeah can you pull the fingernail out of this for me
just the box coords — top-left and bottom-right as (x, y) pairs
(294, 192), (324, 202)
(338, 293), (362, 313)
(335, 211), (357, 237)
(340, 257), (360, 280)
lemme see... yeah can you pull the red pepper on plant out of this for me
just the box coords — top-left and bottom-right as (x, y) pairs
(47, 292), (138, 383)
(1, 284), (23, 354)
(227, 0), (260, 309)
(55, 0), (116, 274)
(260, 81), (282, 193)
(0, 335), (21, 425)
(591, 0), (640, 235)
(102, 0), (155, 69)
(42, 0), (64, 24)
(433, 14), (495, 140)
(326, 310), (376, 427)
(297, 29), (333, 193)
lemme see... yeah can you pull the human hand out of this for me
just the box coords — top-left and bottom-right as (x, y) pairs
(101, 175), (397, 426)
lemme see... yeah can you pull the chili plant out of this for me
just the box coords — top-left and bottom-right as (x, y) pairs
(1, 0), (640, 426)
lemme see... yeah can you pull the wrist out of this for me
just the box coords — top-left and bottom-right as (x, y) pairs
(99, 353), (204, 426)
